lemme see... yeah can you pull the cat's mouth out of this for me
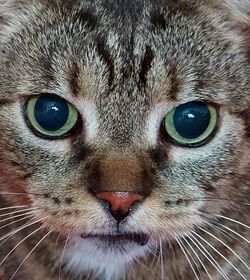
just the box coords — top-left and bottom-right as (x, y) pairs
(80, 232), (149, 246)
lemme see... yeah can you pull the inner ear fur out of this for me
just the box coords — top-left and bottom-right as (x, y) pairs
(205, 0), (249, 55)
(212, 0), (249, 31)
(0, 0), (31, 29)
(220, 0), (249, 56)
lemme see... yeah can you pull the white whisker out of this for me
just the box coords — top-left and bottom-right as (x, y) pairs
(0, 215), (32, 230)
(0, 192), (39, 196)
(183, 236), (212, 280)
(211, 223), (244, 241)
(9, 230), (52, 280)
(0, 216), (47, 244)
(134, 257), (153, 272)
(0, 205), (30, 212)
(215, 215), (250, 229)
(0, 226), (43, 266)
(159, 238), (164, 280)
(170, 241), (177, 269)
(199, 227), (250, 271)
(147, 246), (160, 271)
(0, 207), (39, 218)
(59, 234), (70, 280)
(148, 243), (162, 272)
(54, 232), (61, 252)
(175, 235), (200, 280)
(188, 233), (230, 280)
(218, 224), (250, 244)
(192, 231), (247, 279)
(199, 216), (248, 246)
(0, 209), (42, 224)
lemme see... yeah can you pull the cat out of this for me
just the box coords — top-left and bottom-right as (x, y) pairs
(0, 0), (249, 279)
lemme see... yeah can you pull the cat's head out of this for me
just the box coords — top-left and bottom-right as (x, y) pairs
(0, 0), (249, 278)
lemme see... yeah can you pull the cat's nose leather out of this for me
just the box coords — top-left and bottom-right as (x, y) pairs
(96, 191), (144, 222)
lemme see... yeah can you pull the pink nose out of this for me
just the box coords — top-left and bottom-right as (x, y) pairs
(96, 191), (145, 221)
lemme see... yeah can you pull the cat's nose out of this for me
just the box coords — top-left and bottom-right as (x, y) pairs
(96, 191), (145, 222)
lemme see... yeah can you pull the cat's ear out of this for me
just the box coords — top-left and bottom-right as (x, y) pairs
(211, 0), (250, 51)
(0, 1), (11, 28)
(0, 0), (29, 33)
(0, 1), (19, 30)
(214, 0), (249, 33)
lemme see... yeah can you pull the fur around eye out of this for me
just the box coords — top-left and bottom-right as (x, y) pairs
(0, 0), (249, 279)
(26, 94), (79, 138)
(163, 101), (218, 146)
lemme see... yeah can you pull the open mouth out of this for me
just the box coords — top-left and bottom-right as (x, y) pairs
(81, 232), (149, 246)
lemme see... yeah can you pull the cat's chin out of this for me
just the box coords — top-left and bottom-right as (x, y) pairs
(63, 233), (153, 279)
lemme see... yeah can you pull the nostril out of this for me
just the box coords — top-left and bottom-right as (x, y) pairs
(98, 200), (127, 222)
(111, 209), (129, 222)
(96, 191), (145, 222)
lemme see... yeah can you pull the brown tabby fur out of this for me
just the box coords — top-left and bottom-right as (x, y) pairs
(0, 0), (249, 279)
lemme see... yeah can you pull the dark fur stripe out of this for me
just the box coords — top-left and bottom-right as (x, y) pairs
(96, 38), (115, 87)
(238, 109), (250, 139)
(167, 60), (179, 101)
(68, 61), (81, 97)
(41, 58), (55, 82)
(78, 10), (97, 30)
(150, 11), (166, 30)
(139, 46), (154, 86)
(0, 99), (13, 106)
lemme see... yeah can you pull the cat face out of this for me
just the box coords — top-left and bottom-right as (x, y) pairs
(0, 0), (249, 279)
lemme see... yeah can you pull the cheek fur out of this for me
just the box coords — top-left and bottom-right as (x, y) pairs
(0, 159), (31, 206)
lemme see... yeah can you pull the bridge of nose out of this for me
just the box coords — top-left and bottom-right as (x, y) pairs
(89, 155), (152, 196)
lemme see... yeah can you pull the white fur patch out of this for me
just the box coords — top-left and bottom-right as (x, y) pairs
(78, 100), (99, 143)
(145, 103), (168, 146)
(64, 236), (152, 280)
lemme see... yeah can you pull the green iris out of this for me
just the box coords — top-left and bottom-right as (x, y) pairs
(26, 95), (79, 138)
(164, 101), (217, 145)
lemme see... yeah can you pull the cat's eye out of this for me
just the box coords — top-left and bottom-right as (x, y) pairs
(26, 94), (79, 138)
(163, 101), (217, 146)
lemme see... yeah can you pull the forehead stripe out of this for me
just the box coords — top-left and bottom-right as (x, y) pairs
(68, 61), (81, 97)
(167, 60), (179, 101)
(96, 38), (115, 88)
(139, 46), (154, 87)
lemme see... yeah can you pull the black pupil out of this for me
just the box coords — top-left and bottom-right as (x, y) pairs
(34, 95), (69, 131)
(173, 101), (211, 139)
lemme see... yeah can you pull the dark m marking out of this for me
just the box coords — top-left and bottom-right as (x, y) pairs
(238, 109), (250, 139)
(167, 60), (179, 101)
(150, 11), (166, 30)
(0, 99), (14, 106)
(139, 46), (154, 86)
(58, 3), (97, 29)
(41, 57), (55, 83)
(96, 38), (115, 88)
(68, 61), (81, 97)
(78, 10), (97, 30)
